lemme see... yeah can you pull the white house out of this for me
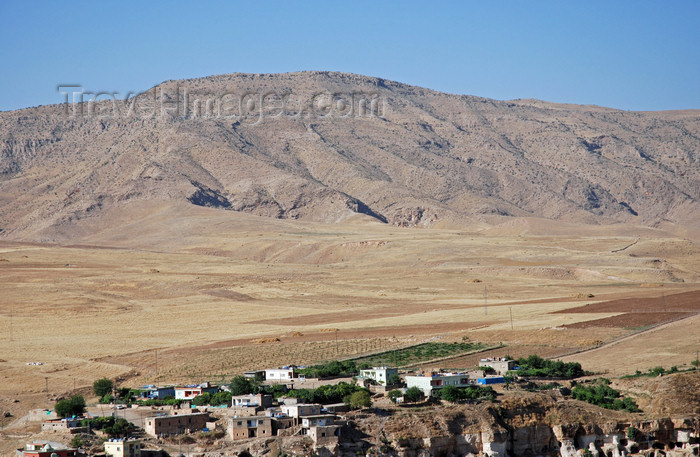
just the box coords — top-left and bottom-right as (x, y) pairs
(359, 367), (399, 385)
(174, 382), (219, 400)
(265, 366), (297, 382)
(281, 403), (322, 418)
(405, 372), (475, 396)
(231, 394), (273, 408)
(104, 438), (141, 457)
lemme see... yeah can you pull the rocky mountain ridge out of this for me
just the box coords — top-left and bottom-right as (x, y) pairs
(1, 71), (698, 241)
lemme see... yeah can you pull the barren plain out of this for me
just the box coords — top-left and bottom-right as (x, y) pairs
(1, 201), (699, 424)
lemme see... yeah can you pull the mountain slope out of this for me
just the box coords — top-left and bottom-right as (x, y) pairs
(0, 71), (698, 241)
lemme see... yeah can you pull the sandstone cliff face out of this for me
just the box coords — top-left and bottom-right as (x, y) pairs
(1, 72), (698, 241)
(331, 396), (700, 457)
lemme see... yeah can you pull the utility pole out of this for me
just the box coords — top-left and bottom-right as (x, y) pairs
(45, 377), (49, 404)
(155, 350), (158, 377)
(484, 286), (488, 315)
(9, 307), (12, 341)
(335, 329), (339, 355)
(662, 291), (666, 313)
(509, 307), (514, 330)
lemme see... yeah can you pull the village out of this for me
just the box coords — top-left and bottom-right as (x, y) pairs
(15, 358), (515, 457)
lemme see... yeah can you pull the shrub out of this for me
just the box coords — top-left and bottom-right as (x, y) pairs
(571, 379), (640, 412)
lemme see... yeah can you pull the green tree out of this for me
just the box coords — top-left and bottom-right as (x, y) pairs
(104, 417), (132, 438)
(387, 389), (403, 403)
(403, 387), (423, 403)
(55, 395), (86, 418)
(93, 378), (114, 397)
(191, 392), (212, 406)
(211, 391), (232, 406)
(229, 376), (256, 395)
(345, 390), (372, 409)
(440, 385), (462, 403)
(627, 427), (638, 440)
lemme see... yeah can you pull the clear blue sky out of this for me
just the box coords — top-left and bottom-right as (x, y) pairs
(1, 1), (699, 112)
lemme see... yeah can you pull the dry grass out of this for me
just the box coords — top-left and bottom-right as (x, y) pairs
(0, 211), (699, 420)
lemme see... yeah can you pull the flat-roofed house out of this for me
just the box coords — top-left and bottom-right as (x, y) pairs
(227, 416), (273, 440)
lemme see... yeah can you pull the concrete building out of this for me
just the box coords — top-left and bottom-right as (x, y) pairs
(41, 417), (83, 433)
(18, 442), (78, 457)
(144, 411), (210, 437)
(243, 370), (266, 380)
(308, 425), (340, 446)
(281, 403), (322, 418)
(405, 372), (474, 396)
(174, 382), (219, 400)
(231, 394), (273, 408)
(265, 366), (297, 382)
(104, 438), (142, 457)
(141, 386), (175, 399)
(227, 416), (273, 440)
(479, 357), (516, 375)
(359, 367), (399, 385)
(301, 415), (336, 428)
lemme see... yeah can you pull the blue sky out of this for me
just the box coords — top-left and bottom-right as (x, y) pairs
(1, 1), (698, 111)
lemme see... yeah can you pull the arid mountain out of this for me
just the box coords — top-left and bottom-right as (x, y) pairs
(1, 71), (698, 241)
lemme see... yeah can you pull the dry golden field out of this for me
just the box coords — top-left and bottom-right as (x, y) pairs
(1, 204), (699, 422)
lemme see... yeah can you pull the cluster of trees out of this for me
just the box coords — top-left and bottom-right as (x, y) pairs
(297, 360), (363, 378)
(55, 395), (86, 418)
(571, 379), (640, 412)
(433, 385), (497, 403)
(515, 355), (584, 378)
(191, 391), (233, 407)
(286, 382), (369, 404)
(80, 416), (133, 438)
(387, 386), (423, 404)
(229, 375), (261, 395)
